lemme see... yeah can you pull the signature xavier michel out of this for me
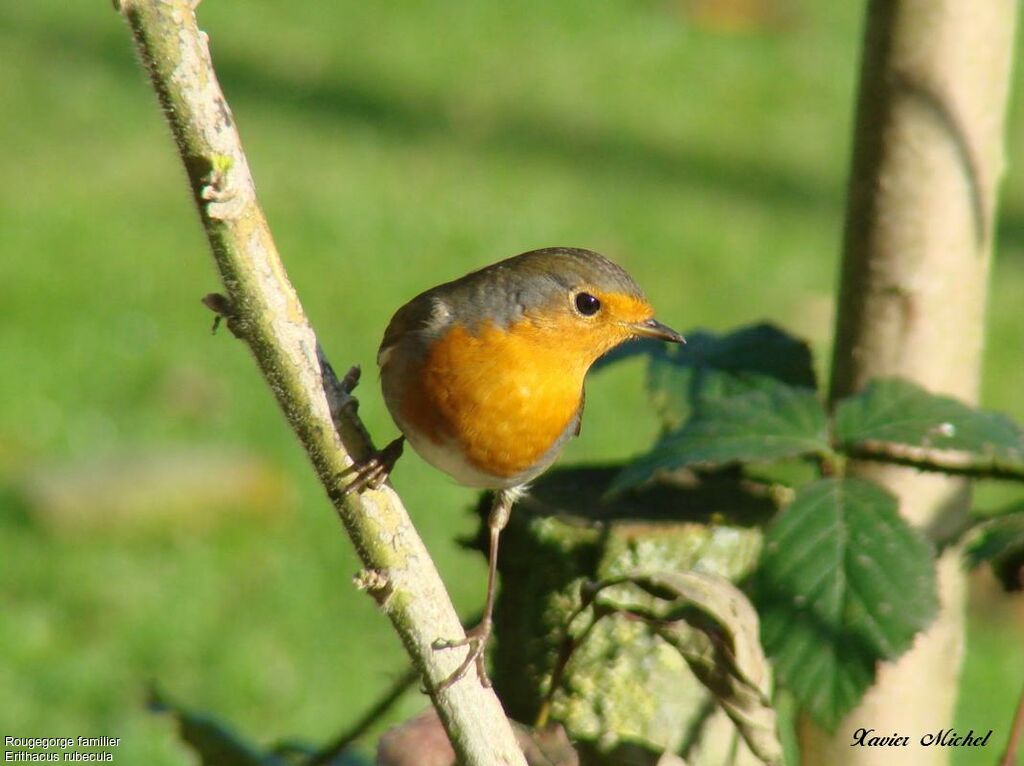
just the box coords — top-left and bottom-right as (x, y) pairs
(851, 728), (993, 748)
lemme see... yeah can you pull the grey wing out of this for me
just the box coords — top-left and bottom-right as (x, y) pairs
(377, 294), (453, 369)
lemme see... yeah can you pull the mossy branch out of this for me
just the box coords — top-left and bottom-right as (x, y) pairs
(114, 2), (527, 763)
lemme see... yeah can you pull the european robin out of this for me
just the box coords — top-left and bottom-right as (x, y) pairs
(353, 247), (683, 688)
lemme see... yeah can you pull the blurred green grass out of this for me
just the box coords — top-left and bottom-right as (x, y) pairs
(1, 1), (1022, 763)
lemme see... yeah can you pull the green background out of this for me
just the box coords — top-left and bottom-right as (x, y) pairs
(2, 1), (1022, 763)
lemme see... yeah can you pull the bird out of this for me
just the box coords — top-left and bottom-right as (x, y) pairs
(349, 247), (684, 689)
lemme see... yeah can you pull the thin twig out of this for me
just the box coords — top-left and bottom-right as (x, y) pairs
(1000, 680), (1024, 766)
(845, 441), (1024, 481)
(307, 667), (419, 766)
(113, 2), (526, 764)
(308, 608), (486, 765)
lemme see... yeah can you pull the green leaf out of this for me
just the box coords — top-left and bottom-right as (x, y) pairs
(834, 378), (1024, 479)
(965, 507), (1024, 592)
(646, 323), (817, 430)
(581, 572), (783, 766)
(612, 380), (829, 492)
(591, 336), (670, 372)
(148, 688), (284, 766)
(753, 478), (938, 731)
(633, 573), (784, 766)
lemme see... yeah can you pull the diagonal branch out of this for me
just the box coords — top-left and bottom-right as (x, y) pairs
(114, 1), (526, 764)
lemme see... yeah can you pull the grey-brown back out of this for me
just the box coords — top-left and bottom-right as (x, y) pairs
(378, 247), (644, 363)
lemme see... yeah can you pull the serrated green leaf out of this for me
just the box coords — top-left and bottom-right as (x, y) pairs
(834, 378), (1024, 478)
(646, 323), (817, 430)
(753, 478), (938, 731)
(612, 381), (829, 492)
(965, 507), (1024, 592)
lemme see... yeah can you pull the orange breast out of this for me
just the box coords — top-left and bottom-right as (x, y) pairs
(400, 317), (589, 479)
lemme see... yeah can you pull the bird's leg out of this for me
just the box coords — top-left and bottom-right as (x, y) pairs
(339, 436), (405, 494)
(433, 487), (518, 690)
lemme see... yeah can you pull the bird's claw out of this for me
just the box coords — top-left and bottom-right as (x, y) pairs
(339, 365), (361, 394)
(432, 619), (492, 691)
(339, 437), (404, 494)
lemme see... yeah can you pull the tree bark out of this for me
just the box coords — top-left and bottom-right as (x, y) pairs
(114, 2), (527, 764)
(810, 0), (1019, 763)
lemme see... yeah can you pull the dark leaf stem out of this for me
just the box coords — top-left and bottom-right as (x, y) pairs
(843, 440), (1024, 481)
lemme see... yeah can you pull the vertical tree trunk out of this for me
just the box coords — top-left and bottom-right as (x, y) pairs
(809, 1), (1019, 763)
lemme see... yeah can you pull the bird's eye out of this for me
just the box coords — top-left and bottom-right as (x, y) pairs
(574, 292), (601, 316)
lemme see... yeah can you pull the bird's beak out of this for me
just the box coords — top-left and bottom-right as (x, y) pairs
(631, 318), (685, 344)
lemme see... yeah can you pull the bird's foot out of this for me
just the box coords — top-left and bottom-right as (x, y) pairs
(339, 437), (404, 494)
(432, 618), (492, 691)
